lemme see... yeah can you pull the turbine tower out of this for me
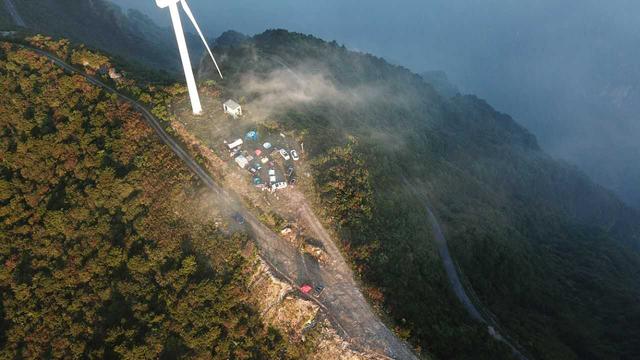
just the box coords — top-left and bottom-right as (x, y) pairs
(156, 0), (223, 115)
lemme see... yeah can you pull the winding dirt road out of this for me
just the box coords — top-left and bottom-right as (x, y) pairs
(404, 180), (528, 360)
(297, 202), (417, 359)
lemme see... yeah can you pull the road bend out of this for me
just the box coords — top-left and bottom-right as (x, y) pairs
(404, 179), (529, 360)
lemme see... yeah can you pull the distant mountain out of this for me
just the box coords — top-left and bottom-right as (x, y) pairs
(1, 0), (202, 72)
(201, 29), (640, 360)
(420, 70), (460, 98)
(214, 30), (249, 48)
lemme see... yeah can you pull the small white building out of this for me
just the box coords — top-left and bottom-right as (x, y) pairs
(223, 99), (242, 118)
(235, 155), (249, 169)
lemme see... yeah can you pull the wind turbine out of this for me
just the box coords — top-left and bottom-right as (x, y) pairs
(156, 0), (223, 115)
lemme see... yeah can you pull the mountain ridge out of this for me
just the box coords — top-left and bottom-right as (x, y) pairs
(0, 0), (206, 73)
(198, 28), (640, 359)
(2, 2), (639, 357)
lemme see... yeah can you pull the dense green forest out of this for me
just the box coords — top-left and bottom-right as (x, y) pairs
(208, 30), (640, 360)
(0, 41), (305, 359)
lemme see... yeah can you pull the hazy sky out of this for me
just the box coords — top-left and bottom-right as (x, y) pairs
(111, 0), (640, 207)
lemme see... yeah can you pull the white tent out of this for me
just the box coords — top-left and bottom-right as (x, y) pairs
(235, 155), (249, 169)
(227, 138), (243, 149)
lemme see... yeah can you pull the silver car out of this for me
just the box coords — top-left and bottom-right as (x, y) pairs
(279, 149), (291, 160)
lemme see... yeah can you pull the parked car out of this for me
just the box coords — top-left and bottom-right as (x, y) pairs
(291, 149), (299, 161)
(232, 212), (245, 224)
(300, 284), (312, 295)
(272, 181), (288, 190)
(263, 142), (272, 149)
(286, 165), (295, 177)
(279, 149), (291, 160)
(268, 169), (276, 176)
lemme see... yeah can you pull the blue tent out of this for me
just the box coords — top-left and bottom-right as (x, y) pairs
(245, 131), (258, 142)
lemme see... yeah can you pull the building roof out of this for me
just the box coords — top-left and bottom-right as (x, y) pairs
(224, 99), (241, 110)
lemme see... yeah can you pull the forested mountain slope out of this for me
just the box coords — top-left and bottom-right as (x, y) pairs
(0, 0), (196, 73)
(0, 41), (302, 359)
(203, 30), (640, 360)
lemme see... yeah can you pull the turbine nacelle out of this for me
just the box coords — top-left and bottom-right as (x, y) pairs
(155, 0), (179, 9)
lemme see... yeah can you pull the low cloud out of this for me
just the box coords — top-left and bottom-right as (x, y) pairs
(236, 63), (380, 124)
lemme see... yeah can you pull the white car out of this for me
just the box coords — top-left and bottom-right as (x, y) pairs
(279, 149), (291, 161)
(268, 169), (276, 176)
(272, 181), (288, 190)
(290, 149), (299, 161)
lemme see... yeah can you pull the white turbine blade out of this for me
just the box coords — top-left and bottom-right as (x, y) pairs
(168, 2), (202, 114)
(180, 0), (224, 79)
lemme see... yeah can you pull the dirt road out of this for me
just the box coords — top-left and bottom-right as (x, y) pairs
(297, 203), (418, 359)
(404, 180), (528, 360)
